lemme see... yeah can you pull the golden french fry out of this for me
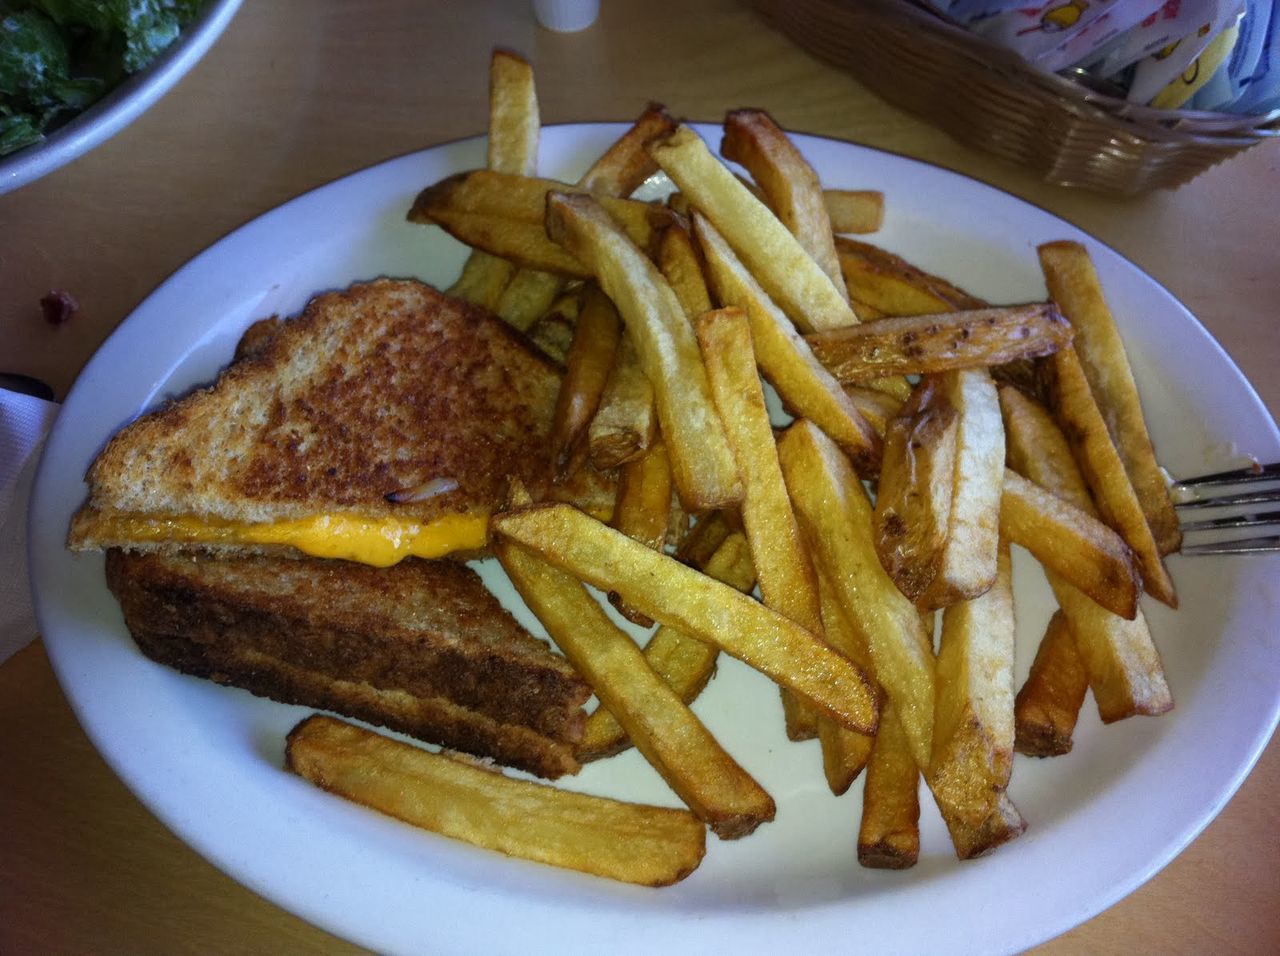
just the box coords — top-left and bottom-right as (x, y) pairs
(916, 369), (1004, 610)
(937, 790), (1027, 861)
(805, 304), (1073, 384)
(815, 568), (877, 794)
(841, 385), (900, 438)
(858, 701), (920, 869)
(551, 285), (622, 479)
(608, 436), (674, 626)
(497, 104), (680, 329)
(1000, 384), (1173, 722)
(545, 192), (742, 510)
(448, 51), (540, 308)
(835, 236), (987, 316)
(497, 538), (775, 839)
(1039, 241), (1181, 555)
(658, 222), (713, 320)
(1043, 346), (1177, 608)
(780, 691), (822, 742)
(777, 420), (934, 769)
(1001, 469), (1140, 619)
(490, 503), (879, 734)
(928, 541), (1016, 829)
(410, 171), (674, 278)
(720, 108), (849, 303)
(587, 335), (656, 469)
(694, 213), (881, 474)
(286, 715), (706, 886)
(674, 510), (736, 568)
(873, 376), (960, 602)
(824, 189), (884, 234)
(1015, 610), (1089, 757)
(579, 529), (756, 760)
(649, 125), (858, 332)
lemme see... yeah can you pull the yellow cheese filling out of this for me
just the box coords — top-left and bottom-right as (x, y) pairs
(97, 512), (491, 567)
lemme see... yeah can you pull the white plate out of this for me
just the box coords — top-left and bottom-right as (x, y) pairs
(29, 125), (1280, 954)
(0, 0), (244, 195)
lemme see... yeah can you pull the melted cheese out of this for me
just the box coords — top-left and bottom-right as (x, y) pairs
(98, 512), (490, 567)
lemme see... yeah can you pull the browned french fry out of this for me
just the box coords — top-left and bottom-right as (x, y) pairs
(1042, 346), (1177, 608)
(448, 50), (539, 309)
(650, 125), (859, 332)
(916, 369), (1004, 610)
(1000, 384), (1173, 722)
(720, 108), (849, 303)
(545, 192), (742, 510)
(286, 715), (706, 886)
(1039, 241), (1181, 555)
(873, 376), (960, 602)
(1001, 469), (1140, 620)
(497, 538), (775, 839)
(805, 304), (1073, 384)
(694, 213), (881, 474)
(659, 222), (713, 320)
(781, 692), (822, 742)
(674, 510), (735, 568)
(858, 701), (920, 869)
(579, 529), (756, 760)
(928, 541), (1016, 830)
(587, 335), (656, 469)
(550, 285), (622, 479)
(608, 437), (674, 627)
(825, 189), (884, 234)
(777, 420), (934, 770)
(496, 104), (680, 330)
(410, 171), (674, 278)
(938, 790), (1027, 861)
(525, 296), (578, 364)
(835, 236), (987, 316)
(1015, 610), (1089, 757)
(490, 503), (879, 734)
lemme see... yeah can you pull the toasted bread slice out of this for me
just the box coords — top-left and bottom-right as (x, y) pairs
(69, 279), (612, 563)
(105, 549), (590, 778)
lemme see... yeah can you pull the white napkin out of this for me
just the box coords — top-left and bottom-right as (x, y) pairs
(1, 388), (60, 665)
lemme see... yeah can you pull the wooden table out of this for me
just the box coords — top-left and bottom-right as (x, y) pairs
(2, 1), (1277, 951)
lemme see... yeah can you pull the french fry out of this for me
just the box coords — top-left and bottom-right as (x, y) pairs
(694, 213), (881, 474)
(649, 125), (858, 332)
(409, 171), (674, 278)
(815, 568), (877, 794)
(448, 50), (539, 309)
(825, 189), (884, 234)
(580, 529), (756, 760)
(1015, 610), (1089, 757)
(805, 303), (1073, 384)
(1042, 346), (1177, 608)
(873, 376), (960, 602)
(938, 790), (1028, 861)
(608, 436), (674, 626)
(781, 692), (822, 742)
(842, 385), (901, 438)
(497, 538), (775, 839)
(1000, 384), (1173, 722)
(720, 108), (849, 303)
(858, 702), (920, 869)
(1038, 241), (1182, 555)
(286, 715), (706, 886)
(916, 369), (1005, 610)
(490, 503), (879, 734)
(835, 236), (987, 316)
(658, 222), (713, 320)
(927, 541), (1016, 830)
(525, 298), (577, 364)
(777, 420), (934, 770)
(587, 335), (656, 469)
(545, 192), (742, 510)
(1001, 469), (1140, 620)
(496, 104), (680, 330)
(550, 285), (622, 479)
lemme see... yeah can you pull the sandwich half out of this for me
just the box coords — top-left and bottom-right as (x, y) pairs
(106, 549), (590, 777)
(68, 278), (612, 564)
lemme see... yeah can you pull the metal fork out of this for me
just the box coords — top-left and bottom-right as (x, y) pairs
(1173, 462), (1280, 555)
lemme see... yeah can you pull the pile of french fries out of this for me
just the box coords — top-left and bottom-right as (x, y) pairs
(286, 51), (1181, 887)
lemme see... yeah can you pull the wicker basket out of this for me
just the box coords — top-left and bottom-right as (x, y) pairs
(755, 0), (1280, 195)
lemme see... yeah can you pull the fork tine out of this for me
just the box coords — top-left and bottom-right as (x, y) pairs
(1180, 534), (1280, 555)
(1173, 461), (1280, 487)
(1175, 488), (1280, 510)
(1179, 508), (1280, 532)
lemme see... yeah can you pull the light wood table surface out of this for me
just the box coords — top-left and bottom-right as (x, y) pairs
(2, 1), (1277, 952)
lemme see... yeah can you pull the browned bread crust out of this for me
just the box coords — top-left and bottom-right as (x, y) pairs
(69, 279), (610, 554)
(105, 549), (590, 778)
